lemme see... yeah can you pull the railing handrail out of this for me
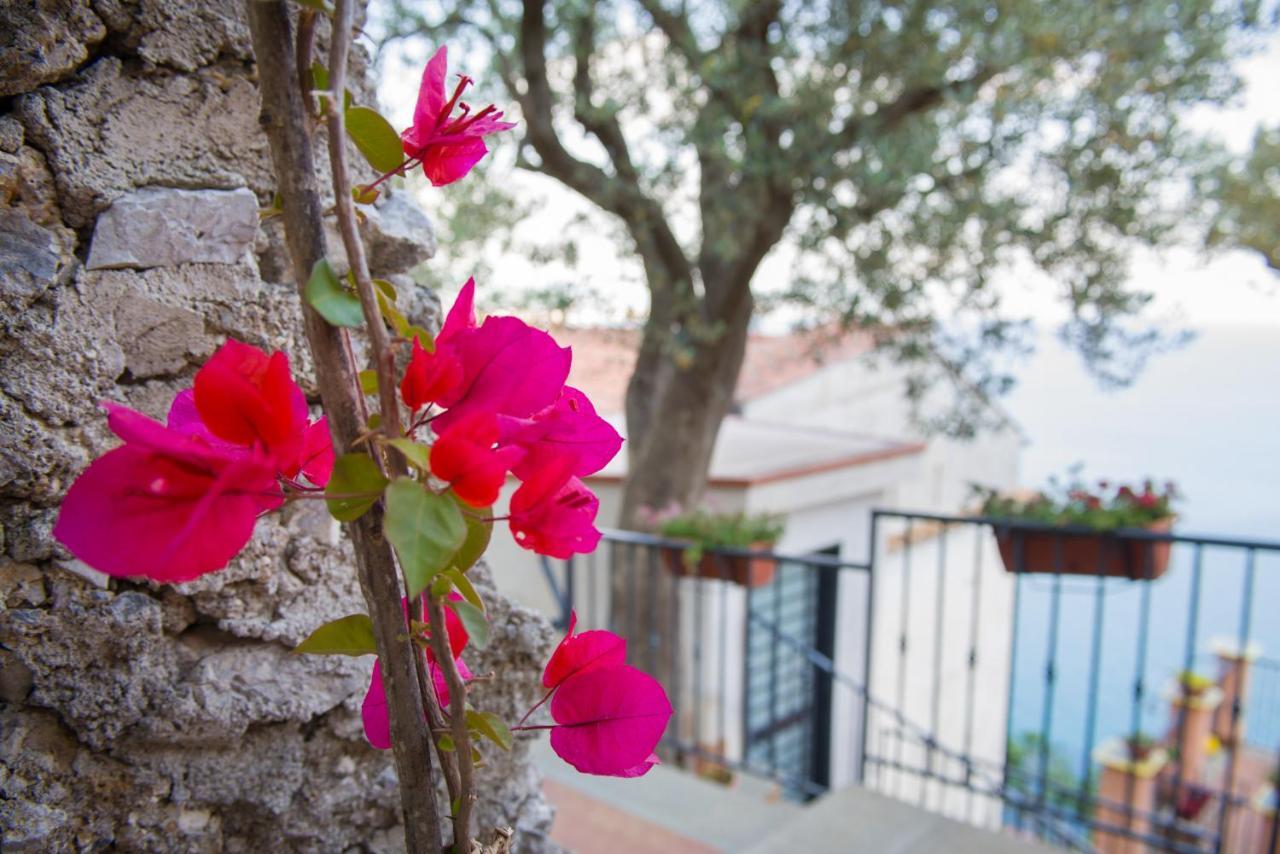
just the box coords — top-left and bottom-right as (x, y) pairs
(872, 508), (1280, 551)
(598, 527), (873, 571)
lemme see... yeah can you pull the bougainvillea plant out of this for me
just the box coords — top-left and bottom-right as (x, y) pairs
(55, 9), (670, 851)
(973, 473), (1179, 530)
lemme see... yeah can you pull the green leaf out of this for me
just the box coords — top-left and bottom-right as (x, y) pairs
(437, 733), (456, 752)
(358, 369), (379, 395)
(326, 453), (388, 521)
(294, 614), (376, 656)
(446, 598), (489, 650)
(448, 495), (493, 575)
(309, 61), (329, 91)
(367, 412), (382, 431)
(445, 568), (484, 613)
(353, 184), (380, 205)
(407, 326), (435, 351)
(466, 709), (512, 751)
(387, 438), (431, 471)
(306, 259), (364, 328)
(373, 279), (398, 303)
(383, 479), (467, 598)
(346, 106), (405, 173)
(376, 285), (410, 337)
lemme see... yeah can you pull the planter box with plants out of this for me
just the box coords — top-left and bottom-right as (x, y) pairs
(643, 507), (786, 588)
(974, 476), (1179, 580)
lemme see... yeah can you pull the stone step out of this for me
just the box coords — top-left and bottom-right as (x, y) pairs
(531, 739), (803, 852)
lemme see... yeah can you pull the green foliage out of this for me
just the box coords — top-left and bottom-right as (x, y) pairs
(325, 453), (389, 521)
(1006, 732), (1094, 812)
(373, 0), (1275, 440)
(445, 597), (489, 650)
(652, 507), (785, 555)
(974, 470), (1178, 530)
(345, 105), (405, 173)
(382, 479), (467, 598)
(294, 614), (377, 655)
(1202, 124), (1280, 272)
(386, 437), (431, 471)
(466, 709), (512, 750)
(358, 369), (379, 395)
(447, 494), (493, 574)
(306, 259), (365, 328)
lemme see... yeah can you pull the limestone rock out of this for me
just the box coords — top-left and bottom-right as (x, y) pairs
(16, 59), (272, 228)
(362, 191), (439, 277)
(0, 0), (106, 97)
(86, 186), (259, 270)
(92, 0), (253, 73)
(0, 209), (64, 309)
(0, 115), (23, 153)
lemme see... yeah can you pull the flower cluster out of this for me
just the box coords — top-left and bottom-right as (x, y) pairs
(52, 40), (668, 798)
(53, 341), (333, 583)
(401, 46), (516, 187)
(525, 612), (672, 777)
(974, 474), (1179, 530)
(362, 595), (473, 749)
(404, 278), (622, 558)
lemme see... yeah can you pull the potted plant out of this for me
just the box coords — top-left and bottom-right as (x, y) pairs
(1093, 733), (1169, 853)
(1166, 671), (1223, 786)
(974, 474), (1178, 580)
(643, 505), (786, 588)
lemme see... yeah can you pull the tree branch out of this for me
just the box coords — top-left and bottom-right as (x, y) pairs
(426, 597), (476, 854)
(570, 7), (640, 186)
(245, 4), (442, 851)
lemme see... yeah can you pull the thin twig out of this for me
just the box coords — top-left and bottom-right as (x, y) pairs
(417, 595), (462, 805)
(427, 596), (476, 853)
(245, 3), (443, 851)
(326, 0), (407, 473)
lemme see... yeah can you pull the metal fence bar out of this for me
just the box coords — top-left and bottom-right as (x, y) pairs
(554, 514), (1280, 854)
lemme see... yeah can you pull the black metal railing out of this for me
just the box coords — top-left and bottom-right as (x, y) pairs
(539, 514), (1280, 852)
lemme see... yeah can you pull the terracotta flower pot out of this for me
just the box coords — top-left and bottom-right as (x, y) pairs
(995, 518), (1174, 580)
(661, 542), (777, 588)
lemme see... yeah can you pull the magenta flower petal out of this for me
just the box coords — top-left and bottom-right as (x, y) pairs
(362, 660), (391, 750)
(422, 138), (489, 187)
(616, 754), (661, 778)
(509, 457), (602, 559)
(439, 278), (477, 346)
(549, 664), (673, 777)
(298, 417), (334, 486)
(433, 315), (571, 432)
(52, 443), (278, 583)
(507, 386), (622, 480)
(543, 610), (627, 690)
(412, 46), (449, 136)
(430, 656), (473, 709)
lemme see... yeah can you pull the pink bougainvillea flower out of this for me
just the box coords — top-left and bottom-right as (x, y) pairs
(361, 655), (473, 750)
(52, 404), (280, 583)
(502, 387), (622, 480)
(296, 417), (334, 487)
(432, 316), (571, 434)
(509, 457), (602, 558)
(430, 411), (523, 508)
(616, 754), (662, 778)
(548, 664), (673, 777)
(543, 610), (627, 691)
(402, 46), (516, 187)
(400, 336), (464, 414)
(193, 339), (309, 475)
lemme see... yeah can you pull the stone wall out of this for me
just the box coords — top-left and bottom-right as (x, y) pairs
(0, 2), (557, 850)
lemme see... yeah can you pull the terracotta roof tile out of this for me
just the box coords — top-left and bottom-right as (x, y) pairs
(554, 326), (875, 416)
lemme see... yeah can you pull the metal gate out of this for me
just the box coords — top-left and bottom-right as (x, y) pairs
(743, 549), (839, 800)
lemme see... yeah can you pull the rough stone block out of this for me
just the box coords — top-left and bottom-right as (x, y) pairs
(86, 186), (258, 270)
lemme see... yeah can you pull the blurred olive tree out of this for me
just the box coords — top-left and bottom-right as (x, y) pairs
(375, 0), (1274, 522)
